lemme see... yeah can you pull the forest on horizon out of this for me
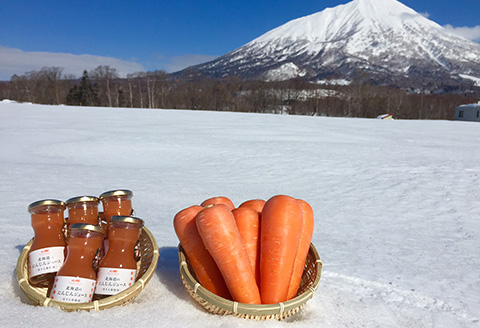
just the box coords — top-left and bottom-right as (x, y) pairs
(1, 65), (478, 120)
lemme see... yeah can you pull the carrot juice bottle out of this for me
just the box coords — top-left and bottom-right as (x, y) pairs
(28, 199), (67, 288)
(65, 196), (100, 240)
(66, 196), (100, 225)
(50, 224), (105, 303)
(99, 190), (133, 227)
(99, 190), (133, 257)
(94, 216), (144, 298)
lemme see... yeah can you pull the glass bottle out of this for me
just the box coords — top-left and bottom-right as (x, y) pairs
(50, 224), (105, 303)
(65, 196), (100, 240)
(28, 199), (66, 288)
(94, 216), (144, 298)
(99, 190), (133, 227)
(66, 196), (100, 225)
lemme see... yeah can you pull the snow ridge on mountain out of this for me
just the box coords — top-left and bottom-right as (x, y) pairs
(187, 0), (480, 88)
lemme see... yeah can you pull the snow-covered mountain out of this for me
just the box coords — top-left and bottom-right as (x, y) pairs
(185, 0), (480, 88)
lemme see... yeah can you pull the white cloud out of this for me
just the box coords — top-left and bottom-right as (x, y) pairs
(163, 54), (218, 73)
(0, 46), (145, 80)
(419, 12), (430, 18)
(443, 24), (480, 42)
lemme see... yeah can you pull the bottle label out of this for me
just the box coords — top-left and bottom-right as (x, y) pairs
(28, 247), (65, 278)
(95, 267), (137, 295)
(50, 276), (96, 303)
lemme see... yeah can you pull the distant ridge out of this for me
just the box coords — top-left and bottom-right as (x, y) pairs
(181, 0), (480, 90)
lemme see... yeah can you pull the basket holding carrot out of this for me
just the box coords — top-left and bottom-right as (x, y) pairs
(173, 194), (315, 305)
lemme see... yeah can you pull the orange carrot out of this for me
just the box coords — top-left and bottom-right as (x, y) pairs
(287, 199), (315, 300)
(173, 205), (231, 299)
(201, 196), (235, 211)
(238, 199), (266, 215)
(260, 195), (303, 304)
(232, 207), (261, 286)
(196, 204), (261, 304)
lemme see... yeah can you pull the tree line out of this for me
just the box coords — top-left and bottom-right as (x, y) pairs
(1, 65), (478, 120)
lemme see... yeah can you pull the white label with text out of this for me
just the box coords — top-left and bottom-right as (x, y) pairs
(50, 276), (96, 303)
(95, 268), (137, 295)
(28, 247), (65, 278)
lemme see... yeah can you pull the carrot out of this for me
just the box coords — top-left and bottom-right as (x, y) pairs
(201, 196), (235, 211)
(260, 195), (303, 304)
(173, 205), (231, 299)
(286, 199), (315, 300)
(232, 207), (261, 286)
(196, 204), (261, 304)
(238, 199), (266, 215)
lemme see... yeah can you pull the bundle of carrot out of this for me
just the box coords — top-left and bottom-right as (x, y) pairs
(173, 195), (314, 305)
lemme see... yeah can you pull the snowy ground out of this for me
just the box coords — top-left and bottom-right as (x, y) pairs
(0, 100), (479, 327)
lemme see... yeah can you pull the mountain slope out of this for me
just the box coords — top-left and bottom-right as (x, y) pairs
(184, 0), (480, 88)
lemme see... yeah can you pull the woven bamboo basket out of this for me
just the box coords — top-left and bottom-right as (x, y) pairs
(178, 243), (323, 320)
(16, 226), (159, 311)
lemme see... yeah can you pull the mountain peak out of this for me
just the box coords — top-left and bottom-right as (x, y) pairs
(252, 0), (438, 44)
(187, 0), (480, 89)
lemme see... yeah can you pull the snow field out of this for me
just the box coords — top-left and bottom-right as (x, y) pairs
(0, 101), (479, 327)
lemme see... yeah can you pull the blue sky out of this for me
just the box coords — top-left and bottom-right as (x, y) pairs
(0, 0), (479, 80)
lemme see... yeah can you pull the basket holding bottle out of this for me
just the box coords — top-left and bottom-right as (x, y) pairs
(16, 189), (159, 311)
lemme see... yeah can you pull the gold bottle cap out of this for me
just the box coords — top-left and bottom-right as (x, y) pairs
(70, 223), (106, 235)
(66, 196), (100, 205)
(28, 199), (66, 213)
(110, 215), (144, 227)
(99, 189), (133, 200)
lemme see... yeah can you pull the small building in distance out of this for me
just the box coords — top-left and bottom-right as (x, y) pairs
(376, 113), (394, 120)
(455, 101), (480, 122)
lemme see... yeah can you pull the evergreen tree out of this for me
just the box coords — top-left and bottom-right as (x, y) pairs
(65, 85), (80, 105)
(117, 88), (126, 107)
(65, 70), (99, 106)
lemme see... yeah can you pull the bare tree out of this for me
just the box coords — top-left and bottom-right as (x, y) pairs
(135, 72), (146, 108)
(40, 67), (64, 104)
(126, 73), (135, 108)
(224, 75), (243, 112)
(90, 65), (119, 107)
(144, 71), (168, 108)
